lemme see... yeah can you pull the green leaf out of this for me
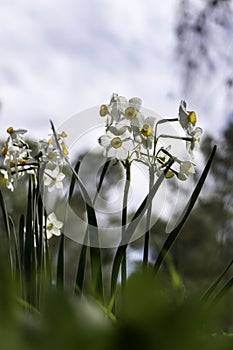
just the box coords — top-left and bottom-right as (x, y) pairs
(68, 161), (81, 204)
(110, 161), (173, 298)
(0, 189), (11, 240)
(70, 162), (104, 299)
(24, 177), (36, 304)
(50, 121), (103, 299)
(75, 243), (87, 295)
(74, 161), (111, 297)
(212, 276), (233, 303)
(202, 259), (233, 302)
(153, 145), (217, 274)
(0, 190), (13, 269)
(18, 214), (25, 272)
(8, 216), (21, 280)
(93, 159), (111, 203)
(57, 233), (65, 289)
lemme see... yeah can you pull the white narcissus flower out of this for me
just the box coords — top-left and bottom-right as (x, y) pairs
(98, 122), (135, 160)
(186, 127), (203, 158)
(46, 212), (63, 239)
(128, 97), (142, 111)
(3, 140), (29, 168)
(99, 94), (128, 125)
(177, 161), (196, 180)
(6, 126), (28, 142)
(39, 130), (69, 166)
(178, 100), (197, 132)
(99, 94), (144, 127)
(0, 169), (15, 191)
(133, 116), (156, 149)
(44, 166), (65, 192)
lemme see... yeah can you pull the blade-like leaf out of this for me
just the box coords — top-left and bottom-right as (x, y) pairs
(56, 233), (64, 289)
(153, 145), (217, 274)
(212, 276), (233, 304)
(110, 161), (173, 298)
(74, 161), (111, 297)
(9, 216), (21, 278)
(0, 189), (11, 240)
(68, 161), (81, 204)
(202, 259), (233, 302)
(18, 214), (25, 272)
(24, 177), (36, 304)
(75, 243), (87, 295)
(93, 159), (111, 203)
(50, 121), (103, 299)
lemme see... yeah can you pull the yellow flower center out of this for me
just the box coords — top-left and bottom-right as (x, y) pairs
(19, 159), (27, 165)
(61, 141), (69, 156)
(188, 111), (197, 125)
(47, 223), (54, 230)
(61, 131), (67, 138)
(99, 104), (109, 117)
(111, 137), (122, 149)
(7, 126), (14, 134)
(141, 124), (153, 137)
(125, 107), (137, 120)
(1, 146), (7, 155)
(2, 178), (8, 185)
(48, 151), (55, 159)
(165, 170), (175, 178)
(10, 162), (15, 168)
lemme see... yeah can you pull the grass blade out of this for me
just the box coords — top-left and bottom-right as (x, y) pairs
(24, 177), (36, 304)
(211, 276), (233, 304)
(57, 233), (65, 289)
(75, 243), (87, 295)
(0, 190), (13, 269)
(110, 161), (173, 298)
(0, 189), (11, 238)
(202, 259), (233, 302)
(50, 121), (103, 299)
(73, 160), (111, 296)
(153, 145), (217, 274)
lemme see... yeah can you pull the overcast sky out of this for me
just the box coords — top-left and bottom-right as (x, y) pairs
(0, 0), (232, 141)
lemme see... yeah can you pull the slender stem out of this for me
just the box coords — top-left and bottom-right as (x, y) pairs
(143, 166), (154, 269)
(158, 134), (193, 141)
(121, 159), (131, 290)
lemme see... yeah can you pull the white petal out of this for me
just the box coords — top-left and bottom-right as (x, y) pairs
(116, 148), (128, 160)
(51, 227), (61, 236)
(55, 182), (63, 189)
(129, 97), (142, 110)
(99, 135), (111, 148)
(122, 139), (134, 151)
(47, 212), (57, 222)
(57, 173), (65, 181)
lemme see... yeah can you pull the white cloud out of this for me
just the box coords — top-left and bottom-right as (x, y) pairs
(0, 0), (179, 139)
(0, 0), (229, 142)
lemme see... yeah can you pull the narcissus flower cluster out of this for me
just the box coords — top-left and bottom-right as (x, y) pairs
(98, 93), (203, 181)
(0, 126), (68, 238)
(1, 127), (68, 192)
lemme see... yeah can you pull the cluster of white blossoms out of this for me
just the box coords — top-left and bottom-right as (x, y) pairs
(0, 126), (68, 238)
(1, 126), (68, 192)
(98, 94), (203, 180)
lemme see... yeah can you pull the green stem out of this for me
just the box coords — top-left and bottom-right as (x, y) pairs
(121, 160), (131, 290)
(143, 167), (154, 269)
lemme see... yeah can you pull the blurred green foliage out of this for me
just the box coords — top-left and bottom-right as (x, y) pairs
(0, 258), (233, 350)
